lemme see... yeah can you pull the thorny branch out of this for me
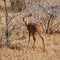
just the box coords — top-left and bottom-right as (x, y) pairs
(8, 13), (21, 25)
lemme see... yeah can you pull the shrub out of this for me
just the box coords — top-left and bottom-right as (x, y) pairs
(10, 0), (26, 12)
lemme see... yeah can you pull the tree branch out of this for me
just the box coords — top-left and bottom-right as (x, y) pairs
(8, 13), (21, 25)
(50, 22), (60, 30)
(10, 24), (17, 34)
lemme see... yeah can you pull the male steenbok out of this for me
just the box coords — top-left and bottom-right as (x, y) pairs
(23, 13), (45, 51)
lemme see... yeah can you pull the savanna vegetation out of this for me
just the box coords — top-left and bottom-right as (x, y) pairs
(0, 0), (60, 60)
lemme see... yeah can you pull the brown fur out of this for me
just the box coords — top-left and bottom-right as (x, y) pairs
(23, 15), (45, 51)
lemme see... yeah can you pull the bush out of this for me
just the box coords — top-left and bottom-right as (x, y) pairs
(11, 0), (26, 12)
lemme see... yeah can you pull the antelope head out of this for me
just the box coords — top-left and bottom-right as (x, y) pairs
(23, 13), (32, 25)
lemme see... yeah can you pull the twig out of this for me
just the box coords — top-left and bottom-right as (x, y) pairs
(8, 13), (21, 25)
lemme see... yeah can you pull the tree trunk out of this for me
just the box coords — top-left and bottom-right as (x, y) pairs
(4, 0), (9, 45)
(46, 15), (52, 33)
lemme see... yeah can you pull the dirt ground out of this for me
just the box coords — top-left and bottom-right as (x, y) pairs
(0, 33), (60, 60)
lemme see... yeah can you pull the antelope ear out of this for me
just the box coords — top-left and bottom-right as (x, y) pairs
(28, 13), (32, 17)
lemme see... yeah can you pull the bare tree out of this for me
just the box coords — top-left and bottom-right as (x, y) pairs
(3, 0), (9, 45)
(10, 0), (26, 12)
(3, 0), (21, 46)
(39, 5), (59, 33)
(46, 14), (54, 33)
(10, 0), (15, 10)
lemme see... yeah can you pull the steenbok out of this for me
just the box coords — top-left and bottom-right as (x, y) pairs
(23, 13), (45, 51)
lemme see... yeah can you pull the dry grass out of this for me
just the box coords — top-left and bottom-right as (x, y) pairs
(0, 0), (60, 60)
(0, 33), (60, 60)
(0, 11), (60, 60)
